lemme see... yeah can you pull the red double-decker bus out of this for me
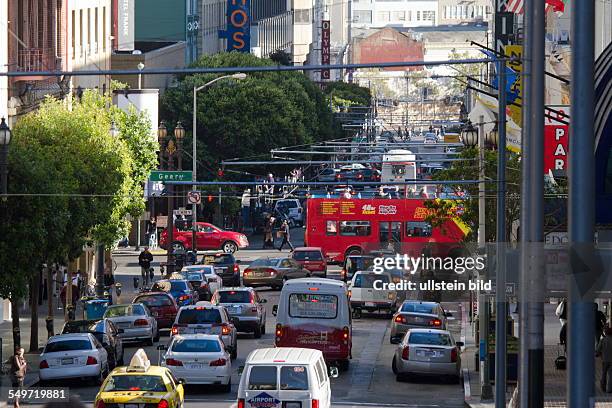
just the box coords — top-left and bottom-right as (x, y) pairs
(304, 198), (468, 263)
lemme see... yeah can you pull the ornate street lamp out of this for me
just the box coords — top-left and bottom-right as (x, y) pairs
(461, 120), (478, 148)
(487, 126), (499, 150)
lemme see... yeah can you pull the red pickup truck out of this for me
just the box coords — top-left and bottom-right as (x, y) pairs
(159, 222), (249, 253)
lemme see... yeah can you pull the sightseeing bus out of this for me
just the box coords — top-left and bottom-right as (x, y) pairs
(304, 198), (468, 263)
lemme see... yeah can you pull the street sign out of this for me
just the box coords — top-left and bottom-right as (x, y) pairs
(187, 191), (202, 205)
(174, 208), (193, 216)
(149, 170), (193, 182)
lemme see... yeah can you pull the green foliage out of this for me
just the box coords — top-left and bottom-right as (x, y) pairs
(269, 50), (293, 66)
(160, 52), (337, 176)
(0, 90), (156, 299)
(323, 82), (372, 108)
(446, 49), (483, 96)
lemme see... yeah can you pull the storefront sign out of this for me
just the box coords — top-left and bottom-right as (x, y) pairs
(226, 0), (250, 51)
(321, 20), (330, 80)
(544, 125), (569, 176)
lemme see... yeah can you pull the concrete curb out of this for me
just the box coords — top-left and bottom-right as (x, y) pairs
(463, 368), (472, 407)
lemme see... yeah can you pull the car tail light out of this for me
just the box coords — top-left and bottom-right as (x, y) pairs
(39, 360), (49, 369)
(233, 265), (240, 273)
(179, 295), (190, 301)
(171, 324), (185, 335)
(430, 319), (442, 327)
(342, 326), (350, 341)
(347, 290), (351, 298)
(341, 269), (346, 277)
(86, 356), (98, 365)
(134, 319), (149, 327)
(95, 401), (106, 408)
(401, 346), (410, 360)
(221, 324), (231, 335)
(276, 323), (283, 340)
(251, 307), (258, 312)
(394, 315), (406, 324)
(451, 347), (458, 363)
(250, 292), (255, 303)
(243, 269), (251, 276)
(312, 399), (319, 408)
(237, 399), (245, 408)
(158, 400), (169, 408)
(165, 358), (183, 366)
(210, 358), (227, 367)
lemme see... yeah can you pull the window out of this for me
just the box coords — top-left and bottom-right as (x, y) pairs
(280, 366), (309, 390)
(401, 302), (437, 314)
(103, 375), (167, 392)
(171, 339), (222, 353)
(339, 221), (371, 236)
(102, 7), (106, 51)
(408, 332), (452, 346)
(87, 9), (91, 53)
(326, 220), (337, 236)
(407, 10), (412, 21)
(280, 259), (292, 268)
(79, 10), (83, 56)
(71, 11), (75, 58)
(177, 309), (222, 324)
(45, 339), (92, 353)
(377, 11), (390, 22)
(416, 11), (420, 20)
(354, 273), (390, 288)
(250, 258), (281, 267)
(315, 359), (327, 385)
(392, 165), (406, 176)
(292, 251), (323, 260)
(422, 10), (435, 21)
(406, 221), (432, 237)
(218, 290), (252, 303)
(289, 293), (338, 319)
(197, 224), (214, 233)
(392, 11), (405, 21)
(135, 294), (174, 307)
(248, 366), (277, 390)
(294, 8), (311, 24)
(353, 10), (372, 23)
(104, 304), (145, 317)
(94, 8), (98, 53)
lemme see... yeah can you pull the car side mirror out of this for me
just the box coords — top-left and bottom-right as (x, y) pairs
(157, 345), (167, 351)
(272, 305), (278, 316)
(117, 329), (125, 334)
(238, 366), (245, 375)
(456, 341), (464, 348)
(178, 378), (186, 385)
(444, 312), (453, 317)
(260, 299), (267, 304)
(328, 366), (339, 378)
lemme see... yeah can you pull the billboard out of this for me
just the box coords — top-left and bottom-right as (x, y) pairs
(226, 0), (251, 52)
(117, 0), (134, 51)
(321, 20), (330, 80)
(544, 125), (569, 176)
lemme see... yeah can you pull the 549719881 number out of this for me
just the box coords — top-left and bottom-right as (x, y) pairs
(7, 388), (69, 403)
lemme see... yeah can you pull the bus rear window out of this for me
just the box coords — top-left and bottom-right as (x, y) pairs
(340, 221), (371, 236)
(289, 294), (338, 319)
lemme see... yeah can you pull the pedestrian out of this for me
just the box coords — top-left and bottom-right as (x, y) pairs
(138, 247), (153, 288)
(556, 298), (567, 326)
(278, 219), (294, 252)
(263, 215), (273, 249)
(10, 347), (26, 408)
(241, 189), (251, 232)
(596, 302), (607, 344)
(598, 327), (612, 392)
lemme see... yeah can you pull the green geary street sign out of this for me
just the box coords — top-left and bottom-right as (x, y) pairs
(149, 170), (193, 182)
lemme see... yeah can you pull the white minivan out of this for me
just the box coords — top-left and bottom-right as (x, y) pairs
(237, 347), (338, 408)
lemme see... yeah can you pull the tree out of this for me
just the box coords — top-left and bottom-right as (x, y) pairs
(445, 49), (484, 96)
(269, 50), (292, 66)
(323, 81), (372, 109)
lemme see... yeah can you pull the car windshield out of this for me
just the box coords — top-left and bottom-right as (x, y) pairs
(45, 339), (92, 353)
(293, 251), (323, 261)
(401, 303), (437, 314)
(171, 338), (222, 353)
(135, 295), (173, 307)
(353, 273), (390, 288)
(248, 366), (277, 390)
(103, 375), (167, 392)
(348, 257), (374, 272)
(62, 320), (100, 333)
(188, 266), (215, 275)
(408, 332), (453, 346)
(203, 254), (233, 265)
(250, 258), (280, 267)
(186, 273), (204, 281)
(170, 281), (189, 291)
(104, 305), (145, 317)
(218, 291), (251, 303)
(277, 201), (298, 209)
(177, 309), (222, 324)
(280, 366), (309, 390)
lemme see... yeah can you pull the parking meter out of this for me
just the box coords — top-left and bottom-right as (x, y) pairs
(116, 283), (122, 297)
(133, 277), (139, 290)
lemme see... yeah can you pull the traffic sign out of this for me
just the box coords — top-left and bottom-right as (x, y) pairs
(187, 191), (201, 205)
(149, 170), (193, 182)
(174, 208), (193, 216)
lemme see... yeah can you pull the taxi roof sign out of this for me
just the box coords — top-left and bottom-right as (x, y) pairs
(127, 349), (151, 372)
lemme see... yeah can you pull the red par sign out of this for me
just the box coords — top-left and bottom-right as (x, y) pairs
(544, 125), (569, 176)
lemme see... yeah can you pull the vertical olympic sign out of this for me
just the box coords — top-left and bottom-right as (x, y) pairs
(321, 20), (331, 80)
(226, 0), (251, 52)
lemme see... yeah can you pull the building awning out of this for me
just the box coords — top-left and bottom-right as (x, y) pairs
(468, 94), (522, 153)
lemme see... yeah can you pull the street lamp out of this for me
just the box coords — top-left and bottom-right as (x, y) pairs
(0, 117), (11, 199)
(137, 62), (145, 89)
(460, 120), (478, 148)
(487, 126), (499, 150)
(192, 73), (247, 249)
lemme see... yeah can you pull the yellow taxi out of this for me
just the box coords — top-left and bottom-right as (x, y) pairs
(94, 349), (185, 408)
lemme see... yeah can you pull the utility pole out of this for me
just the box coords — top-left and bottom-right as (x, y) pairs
(567, 0), (596, 405)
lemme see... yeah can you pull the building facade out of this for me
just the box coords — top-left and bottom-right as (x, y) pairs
(437, 0), (491, 25)
(352, 0), (439, 29)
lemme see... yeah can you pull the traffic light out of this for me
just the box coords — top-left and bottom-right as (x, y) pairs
(217, 168), (224, 178)
(208, 195), (213, 203)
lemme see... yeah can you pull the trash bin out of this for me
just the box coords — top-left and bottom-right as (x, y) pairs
(85, 299), (110, 320)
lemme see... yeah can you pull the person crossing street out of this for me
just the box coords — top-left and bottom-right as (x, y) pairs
(138, 247), (153, 288)
(277, 219), (294, 252)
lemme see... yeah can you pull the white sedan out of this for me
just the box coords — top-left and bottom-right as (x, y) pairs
(39, 333), (109, 384)
(160, 334), (232, 392)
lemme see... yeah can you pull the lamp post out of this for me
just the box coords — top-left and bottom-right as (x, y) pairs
(192, 73), (246, 249)
(137, 62), (145, 89)
(0, 118), (11, 200)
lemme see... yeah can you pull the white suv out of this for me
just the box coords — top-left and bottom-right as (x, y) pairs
(274, 199), (304, 226)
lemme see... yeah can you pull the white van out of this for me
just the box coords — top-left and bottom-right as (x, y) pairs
(273, 278), (352, 370)
(274, 199), (304, 226)
(237, 347), (337, 408)
(348, 271), (397, 317)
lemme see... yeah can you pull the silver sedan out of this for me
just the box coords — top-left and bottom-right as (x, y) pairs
(390, 301), (451, 344)
(102, 303), (159, 345)
(391, 328), (463, 383)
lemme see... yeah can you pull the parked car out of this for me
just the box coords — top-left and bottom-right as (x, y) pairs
(171, 303), (238, 360)
(39, 333), (109, 385)
(211, 287), (267, 337)
(348, 271), (397, 317)
(160, 334), (232, 391)
(291, 247), (327, 277)
(61, 319), (124, 368)
(132, 292), (179, 330)
(317, 168), (339, 182)
(103, 303), (159, 345)
(200, 252), (241, 286)
(274, 199), (304, 226)
(242, 257), (311, 290)
(159, 222), (249, 253)
(181, 265), (223, 297)
(341, 255), (375, 281)
(151, 279), (197, 307)
(391, 328), (463, 382)
(390, 301), (451, 344)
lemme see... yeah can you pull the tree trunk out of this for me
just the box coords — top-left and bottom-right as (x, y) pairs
(47, 266), (54, 338)
(29, 272), (40, 353)
(11, 297), (20, 349)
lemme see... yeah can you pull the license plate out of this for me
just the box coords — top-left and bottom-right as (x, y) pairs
(254, 272), (264, 277)
(195, 328), (210, 334)
(61, 358), (74, 365)
(215, 268), (225, 274)
(285, 403), (302, 408)
(417, 350), (434, 357)
(365, 302), (375, 307)
(124, 404), (139, 408)
(188, 363), (205, 369)
(152, 312), (159, 317)
(117, 322), (131, 328)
